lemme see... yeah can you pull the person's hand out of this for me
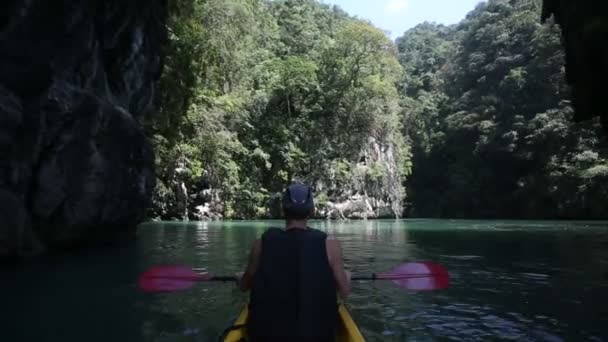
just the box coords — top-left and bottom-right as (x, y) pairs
(345, 270), (352, 282)
(235, 272), (245, 288)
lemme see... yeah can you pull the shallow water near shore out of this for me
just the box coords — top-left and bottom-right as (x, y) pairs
(2, 219), (608, 341)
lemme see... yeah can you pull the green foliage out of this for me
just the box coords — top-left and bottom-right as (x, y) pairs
(400, 0), (608, 219)
(582, 165), (608, 179)
(150, 0), (410, 219)
(150, 0), (606, 220)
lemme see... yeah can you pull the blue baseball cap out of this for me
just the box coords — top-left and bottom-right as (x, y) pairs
(282, 183), (314, 218)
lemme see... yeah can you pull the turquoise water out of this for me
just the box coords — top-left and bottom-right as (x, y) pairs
(2, 219), (608, 341)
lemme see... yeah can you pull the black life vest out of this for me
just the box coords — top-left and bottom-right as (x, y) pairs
(248, 227), (337, 341)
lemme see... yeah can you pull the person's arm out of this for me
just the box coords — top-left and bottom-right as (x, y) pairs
(238, 238), (261, 291)
(326, 236), (351, 300)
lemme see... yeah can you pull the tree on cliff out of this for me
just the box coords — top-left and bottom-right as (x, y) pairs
(399, 0), (608, 219)
(151, 0), (409, 219)
(151, 0), (608, 221)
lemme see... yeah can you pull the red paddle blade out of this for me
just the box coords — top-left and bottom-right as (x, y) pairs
(378, 262), (450, 290)
(138, 265), (210, 292)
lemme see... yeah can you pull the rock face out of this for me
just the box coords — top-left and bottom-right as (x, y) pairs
(542, 0), (608, 132)
(0, 1), (166, 258)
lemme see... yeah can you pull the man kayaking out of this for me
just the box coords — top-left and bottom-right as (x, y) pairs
(238, 183), (351, 341)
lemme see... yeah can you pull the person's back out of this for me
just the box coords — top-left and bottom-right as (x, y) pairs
(238, 183), (351, 342)
(248, 227), (337, 341)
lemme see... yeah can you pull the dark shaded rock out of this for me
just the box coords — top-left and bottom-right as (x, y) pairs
(542, 0), (608, 132)
(0, 0), (166, 259)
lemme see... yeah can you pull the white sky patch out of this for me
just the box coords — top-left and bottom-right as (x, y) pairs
(385, 0), (410, 14)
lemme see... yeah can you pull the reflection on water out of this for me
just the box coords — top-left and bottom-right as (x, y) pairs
(1, 219), (608, 341)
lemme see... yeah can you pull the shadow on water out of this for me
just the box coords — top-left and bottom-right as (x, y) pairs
(0, 238), (147, 341)
(2, 219), (608, 341)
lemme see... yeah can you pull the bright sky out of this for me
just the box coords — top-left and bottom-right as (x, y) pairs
(321, 0), (485, 39)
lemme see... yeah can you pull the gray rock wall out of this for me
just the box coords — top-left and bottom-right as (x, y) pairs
(0, 0), (166, 258)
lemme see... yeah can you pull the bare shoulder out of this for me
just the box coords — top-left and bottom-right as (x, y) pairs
(325, 234), (341, 245)
(326, 235), (338, 247)
(325, 235), (342, 259)
(250, 238), (262, 256)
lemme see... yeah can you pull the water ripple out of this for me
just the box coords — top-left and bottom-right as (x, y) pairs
(4, 220), (608, 342)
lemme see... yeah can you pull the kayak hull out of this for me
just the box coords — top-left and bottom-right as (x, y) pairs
(221, 303), (365, 341)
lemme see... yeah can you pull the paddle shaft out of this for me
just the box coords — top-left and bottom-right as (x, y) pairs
(212, 276), (238, 282)
(144, 275), (238, 282)
(138, 262), (449, 292)
(145, 274), (434, 281)
(351, 273), (440, 281)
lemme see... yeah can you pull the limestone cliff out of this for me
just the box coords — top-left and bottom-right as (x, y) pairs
(0, 1), (166, 258)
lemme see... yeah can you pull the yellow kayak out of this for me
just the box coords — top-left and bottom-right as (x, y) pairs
(221, 303), (366, 341)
